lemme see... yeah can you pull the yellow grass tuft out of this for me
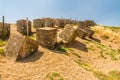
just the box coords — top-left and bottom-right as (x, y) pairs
(91, 26), (120, 40)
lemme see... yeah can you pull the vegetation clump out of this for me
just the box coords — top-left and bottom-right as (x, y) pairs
(0, 39), (7, 47)
(75, 60), (119, 80)
(0, 48), (5, 55)
(46, 72), (64, 80)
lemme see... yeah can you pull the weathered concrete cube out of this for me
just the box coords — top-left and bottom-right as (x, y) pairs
(71, 20), (79, 25)
(33, 19), (44, 28)
(54, 19), (64, 28)
(77, 27), (87, 39)
(63, 19), (72, 26)
(17, 19), (32, 35)
(36, 28), (57, 49)
(84, 20), (96, 27)
(5, 32), (39, 61)
(84, 27), (94, 38)
(44, 18), (54, 27)
(59, 24), (78, 43)
(0, 22), (10, 39)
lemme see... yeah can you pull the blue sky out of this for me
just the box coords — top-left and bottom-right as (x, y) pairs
(0, 0), (120, 26)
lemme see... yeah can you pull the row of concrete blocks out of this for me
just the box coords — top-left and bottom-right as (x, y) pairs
(33, 18), (96, 28)
(0, 18), (95, 39)
(5, 24), (93, 61)
(16, 18), (95, 35)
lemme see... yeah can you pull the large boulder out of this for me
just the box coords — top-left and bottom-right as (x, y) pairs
(0, 22), (10, 39)
(5, 32), (39, 61)
(36, 28), (57, 49)
(17, 19), (32, 35)
(59, 24), (78, 43)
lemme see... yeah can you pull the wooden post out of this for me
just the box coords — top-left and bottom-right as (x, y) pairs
(2, 16), (5, 40)
(26, 17), (29, 36)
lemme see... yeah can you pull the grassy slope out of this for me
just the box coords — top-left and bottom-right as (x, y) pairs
(56, 25), (120, 80)
(0, 25), (120, 80)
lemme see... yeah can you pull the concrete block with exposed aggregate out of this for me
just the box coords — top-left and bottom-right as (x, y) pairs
(77, 27), (87, 39)
(84, 27), (94, 38)
(44, 18), (54, 27)
(17, 19), (32, 35)
(54, 19), (64, 28)
(5, 32), (39, 61)
(59, 24), (78, 43)
(33, 19), (44, 28)
(36, 28), (57, 49)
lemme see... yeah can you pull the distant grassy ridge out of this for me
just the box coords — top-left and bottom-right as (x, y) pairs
(104, 26), (120, 34)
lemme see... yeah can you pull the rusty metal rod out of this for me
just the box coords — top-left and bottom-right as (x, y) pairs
(2, 16), (5, 40)
(26, 17), (29, 36)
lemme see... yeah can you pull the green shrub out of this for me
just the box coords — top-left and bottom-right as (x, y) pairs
(29, 34), (36, 40)
(0, 48), (5, 55)
(117, 49), (120, 54)
(56, 46), (66, 53)
(46, 72), (64, 80)
(0, 39), (7, 47)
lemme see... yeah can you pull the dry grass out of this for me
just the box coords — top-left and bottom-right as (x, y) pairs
(46, 72), (64, 80)
(75, 60), (119, 80)
(108, 70), (120, 80)
(91, 26), (120, 40)
(86, 40), (119, 60)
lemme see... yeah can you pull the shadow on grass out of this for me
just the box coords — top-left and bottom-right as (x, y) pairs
(85, 37), (101, 43)
(63, 40), (88, 52)
(91, 37), (101, 43)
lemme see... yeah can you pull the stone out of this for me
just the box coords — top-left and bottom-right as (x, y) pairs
(44, 18), (54, 27)
(17, 19), (32, 35)
(77, 27), (87, 39)
(56, 29), (62, 44)
(5, 32), (39, 61)
(36, 28), (57, 49)
(63, 19), (72, 26)
(77, 26), (94, 38)
(84, 20), (96, 27)
(71, 20), (79, 25)
(84, 27), (94, 38)
(0, 22), (10, 39)
(59, 24), (78, 43)
(54, 19), (64, 28)
(33, 19), (44, 28)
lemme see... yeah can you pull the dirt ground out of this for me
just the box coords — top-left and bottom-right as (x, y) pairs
(0, 25), (120, 80)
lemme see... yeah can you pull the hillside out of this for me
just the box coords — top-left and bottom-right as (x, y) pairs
(0, 25), (120, 80)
